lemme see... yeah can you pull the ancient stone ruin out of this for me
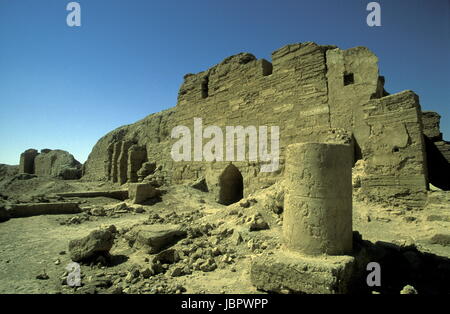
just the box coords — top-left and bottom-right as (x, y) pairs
(83, 42), (449, 208)
(2, 42), (450, 295)
(251, 142), (355, 293)
(18, 148), (82, 180)
(283, 142), (353, 255)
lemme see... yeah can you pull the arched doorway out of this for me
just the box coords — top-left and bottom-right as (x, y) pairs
(218, 164), (243, 205)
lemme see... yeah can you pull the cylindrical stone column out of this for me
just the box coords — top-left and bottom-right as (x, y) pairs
(283, 142), (353, 255)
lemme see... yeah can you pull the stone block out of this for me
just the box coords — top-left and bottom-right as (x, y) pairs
(125, 224), (187, 254)
(250, 250), (355, 294)
(128, 183), (158, 204)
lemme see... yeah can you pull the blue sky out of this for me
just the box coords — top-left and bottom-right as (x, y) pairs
(0, 0), (449, 165)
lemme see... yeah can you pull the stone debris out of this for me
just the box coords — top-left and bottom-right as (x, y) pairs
(247, 213), (269, 231)
(69, 229), (115, 263)
(36, 271), (49, 280)
(128, 183), (159, 204)
(191, 177), (208, 192)
(429, 234), (450, 247)
(124, 224), (187, 254)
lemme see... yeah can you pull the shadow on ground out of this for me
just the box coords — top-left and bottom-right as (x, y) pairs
(351, 232), (450, 294)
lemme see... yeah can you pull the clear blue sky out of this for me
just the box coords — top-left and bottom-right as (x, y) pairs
(0, 0), (449, 165)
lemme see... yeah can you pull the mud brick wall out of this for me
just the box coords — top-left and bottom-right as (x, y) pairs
(360, 91), (428, 207)
(19, 149), (38, 174)
(82, 42), (435, 208)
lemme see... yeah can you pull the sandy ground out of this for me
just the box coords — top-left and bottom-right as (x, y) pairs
(0, 176), (449, 294)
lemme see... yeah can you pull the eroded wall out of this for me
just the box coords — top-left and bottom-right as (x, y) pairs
(83, 42), (433, 208)
(360, 91), (429, 207)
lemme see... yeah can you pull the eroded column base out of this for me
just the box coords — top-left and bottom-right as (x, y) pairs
(250, 250), (355, 294)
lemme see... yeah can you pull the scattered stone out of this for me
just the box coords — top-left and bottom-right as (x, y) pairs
(125, 269), (140, 283)
(221, 255), (233, 264)
(168, 266), (184, 277)
(240, 200), (251, 208)
(247, 239), (258, 251)
(113, 202), (130, 213)
(141, 268), (153, 279)
(248, 213), (269, 231)
(211, 247), (222, 256)
(240, 198), (257, 208)
(199, 258), (217, 272)
(89, 277), (112, 288)
(134, 206), (145, 214)
(429, 234), (450, 247)
(230, 230), (243, 245)
(191, 177), (208, 192)
(153, 249), (180, 264)
(36, 271), (49, 280)
(90, 207), (107, 217)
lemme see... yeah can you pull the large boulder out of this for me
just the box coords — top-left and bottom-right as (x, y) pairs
(34, 149), (82, 179)
(128, 183), (159, 204)
(69, 229), (114, 262)
(125, 224), (186, 254)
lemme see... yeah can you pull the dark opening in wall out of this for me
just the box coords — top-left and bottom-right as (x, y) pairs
(218, 164), (244, 205)
(201, 76), (209, 98)
(344, 72), (355, 86)
(261, 59), (273, 76)
(354, 138), (363, 165)
(424, 136), (450, 190)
